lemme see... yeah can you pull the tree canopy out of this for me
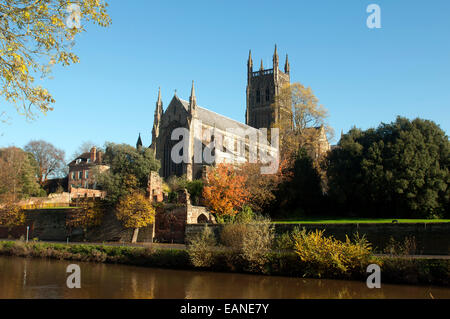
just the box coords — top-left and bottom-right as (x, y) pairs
(327, 117), (449, 218)
(96, 143), (160, 204)
(24, 139), (66, 185)
(0, 0), (111, 120)
(202, 163), (249, 217)
(272, 82), (334, 160)
(0, 146), (45, 202)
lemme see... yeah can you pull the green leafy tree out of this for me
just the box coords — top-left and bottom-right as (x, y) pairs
(0, 0), (111, 120)
(327, 117), (449, 218)
(271, 148), (325, 218)
(96, 143), (160, 204)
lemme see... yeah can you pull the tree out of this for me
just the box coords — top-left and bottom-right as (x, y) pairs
(24, 140), (65, 186)
(116, 192), (155, 243)
(66, 198), (104, 238)
(0, 202), (25, 228)
(202, 163), (249, 218)
(272, 82), (334, 161)
(327, 117), (450, 218)
(271, 148), (325, 218)
(0, 0), (111, 120)
(237, 158), (292, 213)
(0, 146), (44, 201)
(96, 143), (160, 204)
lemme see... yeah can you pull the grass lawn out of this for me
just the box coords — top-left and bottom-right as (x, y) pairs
(272, 217), (450, 224)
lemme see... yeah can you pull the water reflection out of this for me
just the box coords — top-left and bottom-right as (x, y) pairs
(0, 256), (448, 299)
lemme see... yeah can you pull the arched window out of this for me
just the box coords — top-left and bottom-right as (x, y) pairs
(265, 87), (270, 101)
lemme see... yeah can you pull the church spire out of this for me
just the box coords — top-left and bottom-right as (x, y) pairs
(273, 44), (279, 69)
(189, 80), (197, 112)
(260, 59), (264, 71)
(284, 54), (290, 74)
(136, 133), (143, 150)
(248, 50), (253, 69)
(151, 87), (163, 151)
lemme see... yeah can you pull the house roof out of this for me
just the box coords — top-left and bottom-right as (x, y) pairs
(68, 151), (103, 166)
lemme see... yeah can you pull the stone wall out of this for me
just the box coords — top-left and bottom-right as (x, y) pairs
(185, 223), (450, 255)
(0, 209), (154, 243)
(154, 204), (215, 243)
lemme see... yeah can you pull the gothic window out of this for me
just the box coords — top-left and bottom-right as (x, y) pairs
(256, 89), (260, 103)
(265, 87), (270, 101)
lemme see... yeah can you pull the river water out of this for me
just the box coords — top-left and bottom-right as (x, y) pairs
(0, 256), (449, 299)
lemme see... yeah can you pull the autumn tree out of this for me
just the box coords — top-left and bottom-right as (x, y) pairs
(24, 140), (65, 186)
(272, 82), (334, 161)
(0, 146), (44, 201)
(116, 192), (155, 243)
(0, 0), (111, 120)
(66, 198), (104, 238)
(237, 157), (292, 213)
(202, 163), (249, 219)
(0, 203), (25, 228)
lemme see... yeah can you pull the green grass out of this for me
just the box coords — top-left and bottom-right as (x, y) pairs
(272, 217), (450, 224)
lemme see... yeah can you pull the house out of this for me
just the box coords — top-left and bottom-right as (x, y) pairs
(68, 147), (109, 197)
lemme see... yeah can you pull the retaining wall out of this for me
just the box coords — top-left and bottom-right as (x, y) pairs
(186, 223), (450, 255)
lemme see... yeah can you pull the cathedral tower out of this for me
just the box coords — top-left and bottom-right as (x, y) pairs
(246, 45), (293, 130)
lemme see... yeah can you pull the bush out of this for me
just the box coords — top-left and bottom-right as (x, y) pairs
(275, 226), (302, 250)
(187, 225), (217, 267)
(186, 180), (204, 205)
(220, 214), (274, 272)
(293, 228), (380, 278)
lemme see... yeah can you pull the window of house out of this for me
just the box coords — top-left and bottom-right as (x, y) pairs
(78, 171), (83, 179)
(85, 171), (89, 179)
(87, 159), (91, 163)
(71, 172), (75, 180)
(76, 159), (81, 164)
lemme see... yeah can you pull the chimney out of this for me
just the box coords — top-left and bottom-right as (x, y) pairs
(97, 151), (102, 164)
(90, 147), (97, 162)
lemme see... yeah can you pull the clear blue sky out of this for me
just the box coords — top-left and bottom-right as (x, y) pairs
(1, 0), (449, 162)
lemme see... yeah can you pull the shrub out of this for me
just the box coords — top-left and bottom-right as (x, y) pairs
(293, 228), (379, 278)
(383, 236), (418, 256)
(186, 180), (204, 205)
(219, 214), (274, 272)
(187, 225), (217, 267)
(275, 227), (302, 250)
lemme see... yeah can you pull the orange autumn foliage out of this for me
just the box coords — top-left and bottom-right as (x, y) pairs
(202, 163), (249, 217)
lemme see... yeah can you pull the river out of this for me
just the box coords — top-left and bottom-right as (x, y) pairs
(0, 256), (449, 299)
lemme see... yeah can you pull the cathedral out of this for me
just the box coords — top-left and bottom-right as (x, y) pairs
(148, 46), (329, 180)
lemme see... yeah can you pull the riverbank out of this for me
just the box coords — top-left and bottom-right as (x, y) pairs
(0, 241), (448, 286)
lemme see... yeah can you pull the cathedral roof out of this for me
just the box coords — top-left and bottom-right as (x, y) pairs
(178, 98), (259, 133)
